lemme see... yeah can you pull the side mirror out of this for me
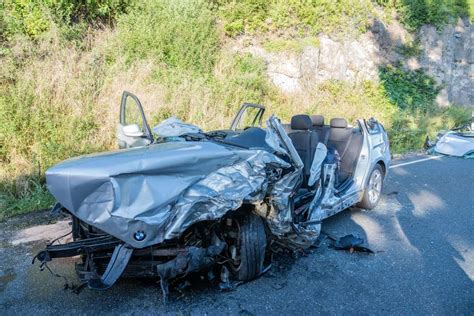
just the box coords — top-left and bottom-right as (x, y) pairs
(123, 124), (144, 137)
(367, 117), (377, 129)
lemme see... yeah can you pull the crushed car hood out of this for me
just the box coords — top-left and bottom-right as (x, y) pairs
(46, 139), (292, 248)
(434, 131), (474, 157)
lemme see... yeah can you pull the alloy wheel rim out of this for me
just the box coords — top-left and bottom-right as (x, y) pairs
(368, 169), (382, 204)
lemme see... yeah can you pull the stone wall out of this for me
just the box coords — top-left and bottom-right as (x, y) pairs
(233, 18), (473, 107)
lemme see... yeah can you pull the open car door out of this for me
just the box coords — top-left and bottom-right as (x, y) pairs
(117, 91), (154, 149)
(230, 103), (265, 132)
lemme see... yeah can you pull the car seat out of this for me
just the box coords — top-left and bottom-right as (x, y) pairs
(288, 115), (319, 187)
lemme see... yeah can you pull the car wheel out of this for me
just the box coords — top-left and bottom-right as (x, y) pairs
(225, 212), (267, 281)
(357, 164), (384, 210)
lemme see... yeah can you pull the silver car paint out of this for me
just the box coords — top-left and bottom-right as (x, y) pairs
(46, 115), (390, 249)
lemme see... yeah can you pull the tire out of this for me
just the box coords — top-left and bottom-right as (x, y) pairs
(226, 212), (267, 281)
(357, 164), (384, 210)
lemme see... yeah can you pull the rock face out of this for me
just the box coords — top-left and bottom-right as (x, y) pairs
(235, 18), (473, 107)
(417, 19), (473, 107)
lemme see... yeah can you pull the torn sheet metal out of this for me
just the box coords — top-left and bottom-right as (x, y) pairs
(256, 116), (321, 248)
(308, 143), (327, 187)
(263, 117), (303, 238)
(153, 116), (202, 138)
(434, 131), (474, 157)
(46, 126), (293, 248)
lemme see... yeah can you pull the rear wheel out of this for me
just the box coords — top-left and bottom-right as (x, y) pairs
(358, 164), (384, 210)
(225, 212), (267, 281)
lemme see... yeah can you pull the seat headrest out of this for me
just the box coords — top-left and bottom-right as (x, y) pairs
(291, 115), (312, 130)
(311, 115), (324, 127)
(330, 118), (348, 128)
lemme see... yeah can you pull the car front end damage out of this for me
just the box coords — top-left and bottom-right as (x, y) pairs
(34, 112), (391, 296)
(35, 216), (228, 294)
(34, 116), (306, 294)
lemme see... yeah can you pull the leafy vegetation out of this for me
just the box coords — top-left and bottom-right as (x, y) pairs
(379, 65), (440, 113)
(113, 0), (218, 74)
(0, 0), (471, 218)
(396, 38), (422, 57)
(379, 64), (469, 153)
(376, 0), (471, 30)
(217, 0), (376, 37)
(1, 0), (131, 39)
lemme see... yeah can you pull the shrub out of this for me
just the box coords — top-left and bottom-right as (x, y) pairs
(377, 0), (471, 30)
(216, 0), (375, 37)
(113, 0), (219, 75)
(379, 65), (440, 114)
(1, 0), (130, 40)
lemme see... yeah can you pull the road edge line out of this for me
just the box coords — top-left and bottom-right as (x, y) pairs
(389, 155), (442, 169)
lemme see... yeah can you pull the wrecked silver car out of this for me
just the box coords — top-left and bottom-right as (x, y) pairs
(432, 127), (474, 158)
(35, 91), (391, 294)
(425, 111), (474, 158)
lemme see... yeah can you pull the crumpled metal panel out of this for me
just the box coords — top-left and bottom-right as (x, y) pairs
(153, 116), (202, 138)
(46, 129), (292, 248)
(262, 118), (303, 235)
(435, 132), (474, 157)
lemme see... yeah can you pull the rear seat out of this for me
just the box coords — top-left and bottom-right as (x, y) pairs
(287, 115), (363, 185)
(327, 118), (363, 183)
(287, 115), (319, 187)
(310, 115), (330, 143)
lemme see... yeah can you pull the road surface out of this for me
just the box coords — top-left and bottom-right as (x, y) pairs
(1, 154), (473, 315)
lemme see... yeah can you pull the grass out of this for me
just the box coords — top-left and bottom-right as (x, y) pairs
(0, 177), (54, 221)
(263, 37), (320, 53)
(0, 0), (471, 219)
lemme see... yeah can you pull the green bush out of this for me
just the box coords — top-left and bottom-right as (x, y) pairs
(377, 0), (471, 30)
(216, 0), (375, 37)
(379, 65), (440, 114)
(1, 0), (130, 40)
(114, 0), (219, 74)
(396, 38), (422, 57)
(387, 105), (471, 153)
(387, 114), (426, 153)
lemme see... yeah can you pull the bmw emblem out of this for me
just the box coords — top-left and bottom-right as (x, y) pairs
(133, 230), (146, 241)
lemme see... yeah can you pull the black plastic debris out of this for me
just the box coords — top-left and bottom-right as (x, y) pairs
(325, 233), (374, 254)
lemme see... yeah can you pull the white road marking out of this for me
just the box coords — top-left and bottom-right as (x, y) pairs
(389, 155), (443, 169)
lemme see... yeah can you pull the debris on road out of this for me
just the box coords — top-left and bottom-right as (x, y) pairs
(426, 112), (474, 158)
(325, 233), (374, 254)
(334, 234), (374, 254)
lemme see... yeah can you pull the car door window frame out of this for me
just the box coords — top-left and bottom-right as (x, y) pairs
(230, 103), (265, 131)
(120, 91), (154, 143)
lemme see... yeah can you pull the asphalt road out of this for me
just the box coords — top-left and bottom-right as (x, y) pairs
(1, 154), (473, 315)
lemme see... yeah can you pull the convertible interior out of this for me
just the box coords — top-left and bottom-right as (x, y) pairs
(226, 114), (364, 190)
(226, 114), (363, 187)
(285, 114), (364, 185)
